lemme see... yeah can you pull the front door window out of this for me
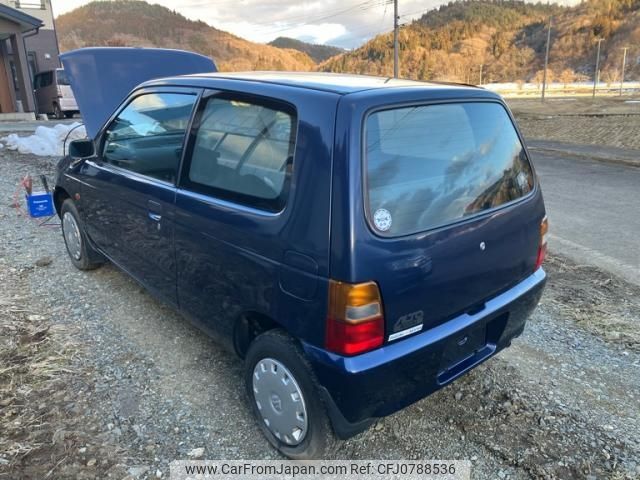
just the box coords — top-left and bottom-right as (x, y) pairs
(103, 92), (197, 183)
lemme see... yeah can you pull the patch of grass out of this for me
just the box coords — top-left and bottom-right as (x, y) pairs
(0, 268), (79, 478)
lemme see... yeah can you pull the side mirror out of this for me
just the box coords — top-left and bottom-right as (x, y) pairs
(68, 139), (95, 159)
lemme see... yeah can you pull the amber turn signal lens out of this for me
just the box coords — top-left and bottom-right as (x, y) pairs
(540, 215), (549, 240)
(535, 216), (549, 271)
(328, 281), (382, 323)
(326, 280), (384, 356)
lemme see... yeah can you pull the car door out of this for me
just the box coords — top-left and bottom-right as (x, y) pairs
(173, 90), (300, 340)
(32, 73), (40, 112)
(41, 71), (56, 114)
(33, 72), (46, 114)
(55, 69), (77, 112)
(76, 88), (200, 305)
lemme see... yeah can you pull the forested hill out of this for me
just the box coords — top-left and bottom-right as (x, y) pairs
(268, 37), (345, 63)
(320, 0), (640, 84)
(56, 0), (640, 83)
(56, 0), (315, 72)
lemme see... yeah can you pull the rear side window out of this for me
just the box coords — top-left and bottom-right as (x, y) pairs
(365, 102), (534, 237)
(56, 69), (70, 86)
(182, 95), (296, 212)
(38, 71), (53, 88)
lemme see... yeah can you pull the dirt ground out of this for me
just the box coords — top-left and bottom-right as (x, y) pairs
(544, 255), (640, 351)
(507, 97), (640, 150)
(0, 146), (639, 479)
(507, 97), (640, 116)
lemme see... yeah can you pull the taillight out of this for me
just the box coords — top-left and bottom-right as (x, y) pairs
(325, 280), (384, 356)
(535, 216), (548, 271)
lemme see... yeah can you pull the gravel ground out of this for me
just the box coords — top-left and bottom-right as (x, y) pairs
(1, 148), (639, 480)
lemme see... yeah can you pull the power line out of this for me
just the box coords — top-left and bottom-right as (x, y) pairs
(174, 0), (397, 48)
(178, 0), (392, 38)
(339, 21), (394, 41)
(265, 0), (387, 26)
(216, 0), (391, 31)
(397, 6), (434, 20)
(379, 0), (390, 31)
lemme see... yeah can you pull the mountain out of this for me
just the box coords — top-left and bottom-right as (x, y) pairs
(320, 0), (640, 84)
(56, 0), (640, 83)
(268, 37), (346, 63)
(55, 0), (315, 72)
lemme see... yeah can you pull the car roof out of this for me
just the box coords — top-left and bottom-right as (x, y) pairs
(144, 71), (484, 96)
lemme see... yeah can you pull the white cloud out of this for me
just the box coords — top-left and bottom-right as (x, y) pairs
(223, 21), (348, 45)
(51, 0), (584, 49)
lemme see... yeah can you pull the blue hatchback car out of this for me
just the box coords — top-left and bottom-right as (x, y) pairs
(55, 48), (547, 459)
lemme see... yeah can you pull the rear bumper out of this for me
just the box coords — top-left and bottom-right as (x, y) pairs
(303, 268), (546, 438)
(58, 97), (78, 111)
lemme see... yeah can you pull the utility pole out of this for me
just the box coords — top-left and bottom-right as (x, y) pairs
(541, 16), (552, 102)
(393, 0), (399, 78)
(479, 64), (483, 85)
(592, 38), (603, 99)
(619, 47), (628, 96)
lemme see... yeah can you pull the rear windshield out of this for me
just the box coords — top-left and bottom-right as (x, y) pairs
(365, 102), (534, 237)
(56, 69), (70, 86)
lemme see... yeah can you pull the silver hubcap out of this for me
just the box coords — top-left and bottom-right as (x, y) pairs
(62, 212), (82, 260)
(252, 358), (308, 446)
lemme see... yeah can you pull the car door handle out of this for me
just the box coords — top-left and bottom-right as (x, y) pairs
(147, 200), (162, 222)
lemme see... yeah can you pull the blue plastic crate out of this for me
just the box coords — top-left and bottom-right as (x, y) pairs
(26, 191), (54, 218)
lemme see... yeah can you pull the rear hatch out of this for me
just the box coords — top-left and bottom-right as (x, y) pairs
(354, 100), (545, 341)
(55, 69), (76, 106)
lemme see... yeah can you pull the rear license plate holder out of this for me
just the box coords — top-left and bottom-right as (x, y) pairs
(440, 323), (487, 371)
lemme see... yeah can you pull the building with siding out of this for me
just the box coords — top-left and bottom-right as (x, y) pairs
(0, 0), (60, 115)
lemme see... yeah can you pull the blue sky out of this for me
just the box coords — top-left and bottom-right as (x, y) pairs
(51, 0), (583, 49)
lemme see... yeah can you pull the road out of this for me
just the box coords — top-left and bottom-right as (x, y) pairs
(532, 149), (640, 286)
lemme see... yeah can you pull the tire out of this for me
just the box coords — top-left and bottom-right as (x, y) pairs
(60, 199), (103, 271)
(245, 330), (335, 459)
(64, 112), (74, 119)
(53, 103), (64, 120)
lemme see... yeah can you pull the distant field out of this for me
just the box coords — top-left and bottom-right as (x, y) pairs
(507, 96), (640, 150)
(487, 82), (640, 99)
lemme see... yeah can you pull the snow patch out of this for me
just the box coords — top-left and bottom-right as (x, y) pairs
(0, 123), (87, 157)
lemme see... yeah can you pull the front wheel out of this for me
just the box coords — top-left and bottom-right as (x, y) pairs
(60, 199), (103, 271)
(245, 330), (335, 459)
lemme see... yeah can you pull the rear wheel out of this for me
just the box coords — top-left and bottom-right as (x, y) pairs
(64, 112), (74, 119)
(60, 199), (103, 270)
(245, 330), (335, 459)
(52, 103), (64, 120)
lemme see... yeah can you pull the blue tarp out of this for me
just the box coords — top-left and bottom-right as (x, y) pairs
(60, 47), (217, 139)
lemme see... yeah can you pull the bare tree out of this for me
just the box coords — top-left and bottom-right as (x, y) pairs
(601, 69), (620, 86)
(559, 68), (575, 88)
